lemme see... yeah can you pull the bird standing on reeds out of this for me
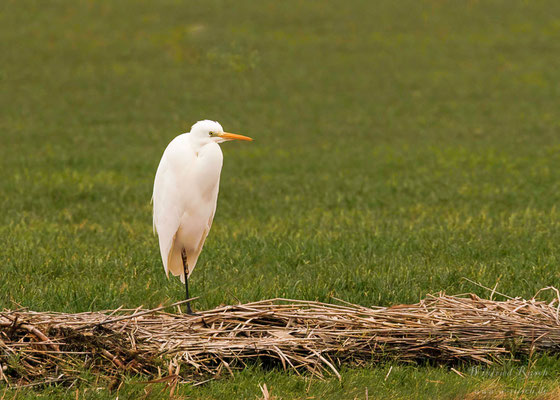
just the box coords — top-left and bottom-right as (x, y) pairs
(152, 120), (253, 314)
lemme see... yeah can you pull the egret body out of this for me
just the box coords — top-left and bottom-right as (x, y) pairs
(152, 120), (252, 314)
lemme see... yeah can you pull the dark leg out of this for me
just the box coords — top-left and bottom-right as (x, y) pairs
(181, 249), (196, 315)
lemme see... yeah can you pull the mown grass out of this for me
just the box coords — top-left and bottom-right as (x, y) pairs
(1, 0), (560, 398)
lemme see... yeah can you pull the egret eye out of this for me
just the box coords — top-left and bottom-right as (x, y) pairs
(209, 131), (213, 136)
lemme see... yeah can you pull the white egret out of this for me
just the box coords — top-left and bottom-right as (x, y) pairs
(152, 120), (253, 314)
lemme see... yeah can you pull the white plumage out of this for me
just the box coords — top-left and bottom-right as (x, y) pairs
(152, 120), (252, 290)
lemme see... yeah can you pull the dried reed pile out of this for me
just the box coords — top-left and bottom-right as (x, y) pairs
(2, 290), (560, 387)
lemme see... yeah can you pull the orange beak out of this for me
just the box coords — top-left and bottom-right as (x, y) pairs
(219, 132), (253, 141)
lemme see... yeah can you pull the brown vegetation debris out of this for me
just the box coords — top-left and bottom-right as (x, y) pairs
(2, 292), (560, 387)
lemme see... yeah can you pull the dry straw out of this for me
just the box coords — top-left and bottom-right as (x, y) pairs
(2, 289), (560, 387)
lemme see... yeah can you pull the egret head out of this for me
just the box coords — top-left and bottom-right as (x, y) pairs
(189, 120), (253, 146)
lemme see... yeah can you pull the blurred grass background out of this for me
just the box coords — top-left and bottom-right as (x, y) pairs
(1, 0), (560, 398)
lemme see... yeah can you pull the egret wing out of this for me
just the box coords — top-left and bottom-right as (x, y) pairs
(152, 136), (194, 277)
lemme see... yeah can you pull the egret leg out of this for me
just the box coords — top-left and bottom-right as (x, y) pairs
(181, 249), (196, 315)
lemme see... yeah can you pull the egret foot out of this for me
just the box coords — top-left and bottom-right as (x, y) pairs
(185, 302), (199, 316)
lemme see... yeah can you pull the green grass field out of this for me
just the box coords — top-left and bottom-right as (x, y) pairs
(2, 0), (560, 398)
